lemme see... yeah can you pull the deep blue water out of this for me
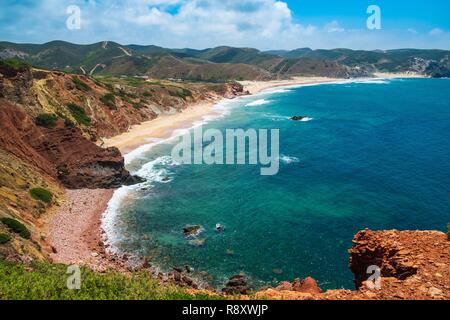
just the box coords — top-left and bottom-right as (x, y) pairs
(104, 78), (450, 290)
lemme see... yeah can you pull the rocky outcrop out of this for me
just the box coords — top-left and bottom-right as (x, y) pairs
(223, 274), (249, 295)
(255, 229), (449, 300)
(0, 100), (136, 189)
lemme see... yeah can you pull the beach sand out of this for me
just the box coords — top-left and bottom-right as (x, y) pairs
(45, 189), (127, 271)
(103, 101), (219, 154)
(239, 76), (341, 95)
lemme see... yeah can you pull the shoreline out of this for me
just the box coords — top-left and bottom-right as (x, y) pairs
(44, 74), (427, 272)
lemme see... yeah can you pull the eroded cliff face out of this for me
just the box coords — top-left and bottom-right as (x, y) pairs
(254, 229), (449, 300)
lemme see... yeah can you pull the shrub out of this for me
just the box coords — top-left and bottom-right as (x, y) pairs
(67, 103), (91, 126)
(71, 76), (91, 92)
(0, 218), (30, 239)
(447, 223), (450, 241)
(29, 187), (53, 204)
(0, 234), (11, 244)
(0, 59), (30, 71)
(143, 92), (153, 97)
(35, 113), (58, 129)
(100, 93), (117, 110)
(132, 102), (145, 110)
(0, 260), (224, 300)
(169, 88), (192, 100)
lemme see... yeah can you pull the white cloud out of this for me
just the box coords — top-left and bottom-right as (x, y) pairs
(1, 0), (449, 50)
(325, 21), (344, 33)
(429, 28), (443, 36)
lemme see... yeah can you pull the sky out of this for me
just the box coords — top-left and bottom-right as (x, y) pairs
(0, 0), (449, 50)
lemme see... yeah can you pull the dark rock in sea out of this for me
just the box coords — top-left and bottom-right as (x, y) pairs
(161, 176), (171, 182)
(215, 223), (224, 232)
(183, 225), (202, 237)
(290, 116), (307, 121)
(222, 274), (249, 295)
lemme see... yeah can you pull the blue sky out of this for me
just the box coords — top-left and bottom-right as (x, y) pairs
(1, 0), (449, 50)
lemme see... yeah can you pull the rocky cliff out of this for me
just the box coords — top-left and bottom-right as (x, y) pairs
(254, 229), (449, 300)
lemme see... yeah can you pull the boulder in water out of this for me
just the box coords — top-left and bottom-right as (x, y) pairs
(183, 225), (202, 237)
(290, 116), (307, 121)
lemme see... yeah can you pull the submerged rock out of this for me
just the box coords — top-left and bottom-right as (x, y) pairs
(188, 238), (206, 247)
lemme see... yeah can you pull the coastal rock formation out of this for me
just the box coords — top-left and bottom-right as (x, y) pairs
(0, 101), (135, 189)
(290, 116), (308, 121)
(183, 225), (203, 237)
(222, 274), (249, 295)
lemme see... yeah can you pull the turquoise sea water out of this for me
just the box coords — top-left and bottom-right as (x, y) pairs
(104, 78), (450, 290)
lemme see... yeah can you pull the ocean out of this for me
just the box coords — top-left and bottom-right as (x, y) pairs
(102, 78), (450, 290)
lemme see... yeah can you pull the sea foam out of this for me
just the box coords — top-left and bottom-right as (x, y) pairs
(245, 99), (272, 107)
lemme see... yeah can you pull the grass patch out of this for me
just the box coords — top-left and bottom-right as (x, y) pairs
(132, 102), (145, 110)
(169, 88), (192, 100)
(67, 103), (91, 126)
(0, 234), (11, 245)
(71, 76), (91, 92)
(0, 218), (30, 239)
(100, 93), (117, 110)
(35, 113), (58, 129)
(0, 260), (223, 300)
(0, 59), (30, 71)
(29, 187), (53, 204)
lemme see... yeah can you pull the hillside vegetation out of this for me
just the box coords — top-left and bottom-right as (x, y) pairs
(0, 260), (219, 300)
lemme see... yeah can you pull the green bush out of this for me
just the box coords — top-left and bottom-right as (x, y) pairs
(0, 234), (11, 244)
(0, 260), (223, 300)
(447, 223), (450, 240)
(71, 76), (91, 92)
(100, 93), (117, 110)
(35, 113), (58, 129)
(0, 59), (30, 71)
(67, 103), (91, 126)
(29, 187), (53, 204)
(0, 218), (30, 239)
(169, 88), (192, 100)
(132, 102), (145, 110)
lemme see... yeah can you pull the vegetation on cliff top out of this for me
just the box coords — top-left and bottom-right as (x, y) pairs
(0, 260), (221, 300)
(71, 76), (91, 92)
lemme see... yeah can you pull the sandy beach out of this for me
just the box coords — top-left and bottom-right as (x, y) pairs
(103, 101), (219, 154)
(239, 76), (342, 95)
(45, 189), (126, 271)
